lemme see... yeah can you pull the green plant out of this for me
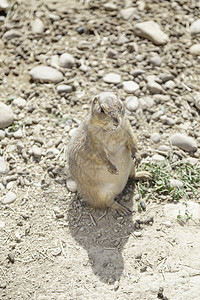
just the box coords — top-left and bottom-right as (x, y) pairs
(137, 160), (200, 202)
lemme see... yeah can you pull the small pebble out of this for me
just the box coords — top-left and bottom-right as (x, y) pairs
(122, 81), (139, 93)
(103, 73), (121, 84)
(169, 178), (184, 188)
(125, 96), (140, 111)
(190, 19), (200, 35)
(0, 102), (14, 129)
(59, 53), (75, 69)
(31, 18), (44, 34)
(151, 132), (161, 143)
(0, 282), (7, 289)
(56, 84), (73, 94)
(8, 253), (15, 263)
(133, 231), (142, 237)
(13, 128), (23, 139)
(2, 191), (17, 204)
(32, 145), (42, 158)
(0, 157), (7, 174)
(3, 29), (22, 40)
(66, 179), (77, 192)
(12, 97), (26, 108)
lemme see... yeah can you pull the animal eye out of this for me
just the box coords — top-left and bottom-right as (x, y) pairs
(100, 107), (105, 113)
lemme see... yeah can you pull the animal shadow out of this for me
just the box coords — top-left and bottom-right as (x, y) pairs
(67, 180), (137, 284)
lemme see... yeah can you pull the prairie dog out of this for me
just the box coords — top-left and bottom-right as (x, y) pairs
(67, 92), (151, 215)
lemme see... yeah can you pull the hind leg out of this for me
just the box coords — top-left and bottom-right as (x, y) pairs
(129, 162), (152, 180)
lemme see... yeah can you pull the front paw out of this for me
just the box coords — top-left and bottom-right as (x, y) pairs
(108, 163), (119, 175)
(133, 152), (141, 166)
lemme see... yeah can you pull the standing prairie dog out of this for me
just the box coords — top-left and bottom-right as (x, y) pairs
(67, 92), (151, 215)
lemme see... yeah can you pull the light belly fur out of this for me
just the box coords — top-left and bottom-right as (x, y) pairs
(96, 146), (132, 197)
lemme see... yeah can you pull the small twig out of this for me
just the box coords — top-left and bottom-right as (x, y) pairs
(179, 264), (200, 271)
(182, 82), (192, 92)
(98, 211), (107, 221)
(89, 213), (97, 226)
(104, 247), (117, 250)
(59, 239), (66, 258)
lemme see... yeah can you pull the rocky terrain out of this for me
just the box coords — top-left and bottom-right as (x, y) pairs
(0, 0), (200, 299)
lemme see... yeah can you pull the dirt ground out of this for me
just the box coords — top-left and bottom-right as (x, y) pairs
(0, 0), (200, 299)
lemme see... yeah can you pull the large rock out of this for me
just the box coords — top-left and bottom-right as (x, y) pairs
(29, 66), (63, 83)
(170, 133), (197, 152)
(134, 21), (169, 45)
(0, 102), (14, 129)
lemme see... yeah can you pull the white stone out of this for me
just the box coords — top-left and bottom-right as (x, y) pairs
(0, 157), (7, 174)
(13, 128), (23, 139)
(2, 191), (17, 204)
(32, 145), (42, 158)
(0, 129), (5, 139)
(0, 0), (9, 11)
(66, 179), (77, 192)
(12, 97), (26, 108)
(31, 18), (44, 34)
(59, 53), (75, 69)
(139, 96), (155, 108)
(164, 80), (175, 89)
(189, 44), (200, 56)
(46, 148), (59, 157)
(0, 102), (14, 129)
(0, 220), (5, 229)
(103, 73), (121, 84)
(3, 29), (22, 40)
(170, 133), (197, 152)
(190, 19), (200, 35)
(122, 81), (139, 93)
(151, 154), (165, 161)
(151, 132), (161, 143)
(125, 96), (139, 111)
(50, 55), (60, 69)
(120, 7), (136, 20)
(193, 92), (200, 110)
(69, 128), (77, 137)
(164, 201), (200, 222)
(29, 66), (63, 83)
(169, 178), (184, 188)
(147, 80), (163, 94)
(158, 145), (170, 152)
(150, 56), (162, 66)
(57, 84), (73, 93)
(134, 21), (169, 45)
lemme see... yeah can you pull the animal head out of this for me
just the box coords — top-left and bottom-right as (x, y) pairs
(91, 92), (125, 130)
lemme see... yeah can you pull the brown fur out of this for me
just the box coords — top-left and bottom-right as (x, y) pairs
(67, 92), (151, 215)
